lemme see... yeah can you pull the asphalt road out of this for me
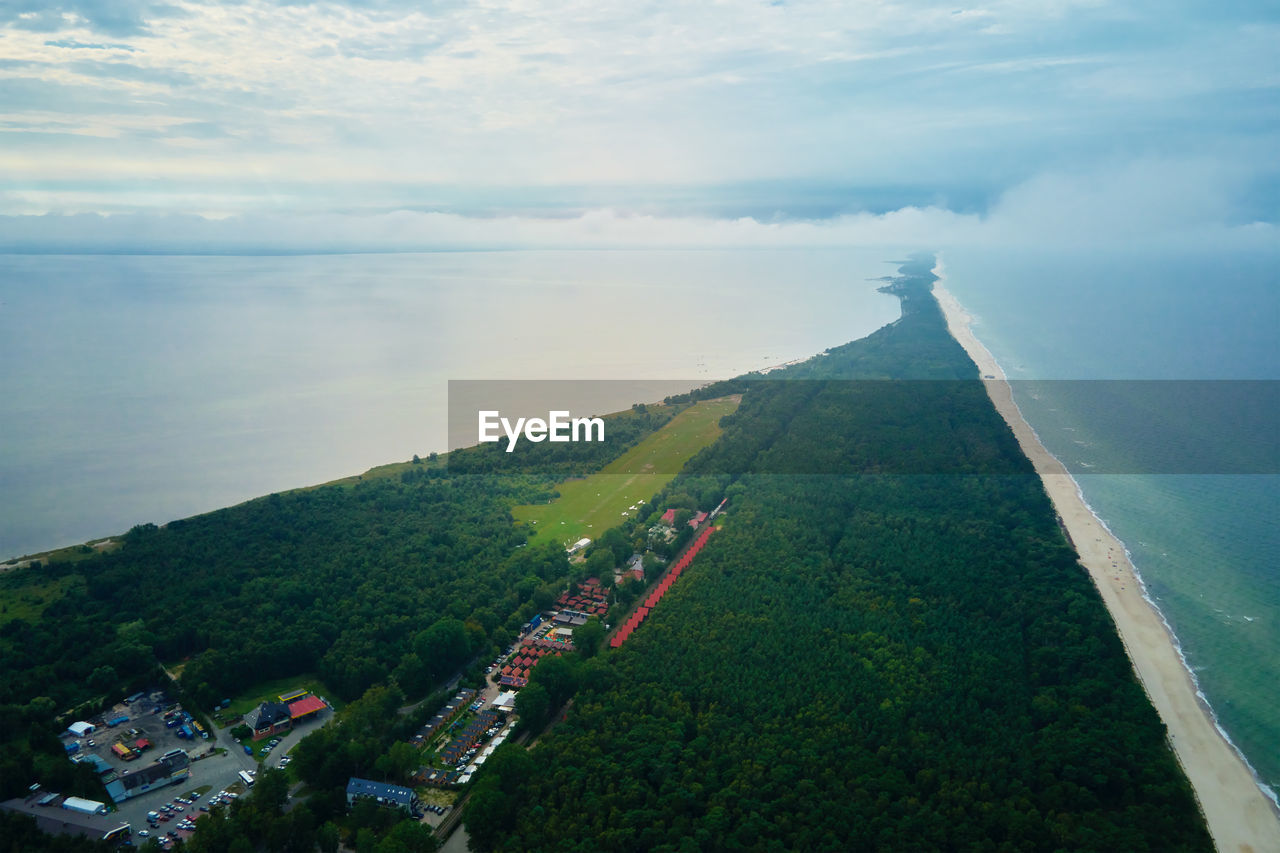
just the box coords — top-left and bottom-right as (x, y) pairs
(102, 708), (331, 839)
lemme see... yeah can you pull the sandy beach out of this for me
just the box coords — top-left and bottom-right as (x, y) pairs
(933, 282), (1280, 853)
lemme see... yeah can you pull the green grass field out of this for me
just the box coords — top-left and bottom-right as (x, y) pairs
(513, 395), (739, 547)
(216, 673), (344, 728)
(0, 572), (85, 622)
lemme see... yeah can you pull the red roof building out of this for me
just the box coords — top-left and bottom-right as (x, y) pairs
(288, 695), (327, 721)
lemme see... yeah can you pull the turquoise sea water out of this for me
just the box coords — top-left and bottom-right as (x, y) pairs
(942, 246), (1280, 801)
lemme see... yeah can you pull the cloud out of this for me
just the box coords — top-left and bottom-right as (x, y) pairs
(0, 158), (1272, 254)
(0, 0), (1275, 220)
(1, 0), (182, 36)
(67, 58), (194, 86)
(44, 38), (137, 51)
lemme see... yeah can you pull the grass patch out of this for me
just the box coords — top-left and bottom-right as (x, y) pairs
(215, 673), (343, 740)
(2, 537), (120, 569)
(512, 396), (739, 547)
(0, 572), (85, 622)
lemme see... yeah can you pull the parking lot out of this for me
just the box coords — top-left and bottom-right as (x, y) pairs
(65, 698), (331, 843)
(71, 708), (202, 772)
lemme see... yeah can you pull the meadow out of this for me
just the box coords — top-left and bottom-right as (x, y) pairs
(512, 396), (740, 547)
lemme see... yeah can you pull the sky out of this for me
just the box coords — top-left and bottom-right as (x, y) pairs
(0, 0), (1277, 250)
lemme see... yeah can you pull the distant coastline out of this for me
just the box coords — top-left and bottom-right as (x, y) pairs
(931, 276), (1280, 852)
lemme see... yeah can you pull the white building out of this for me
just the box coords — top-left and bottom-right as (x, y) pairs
(61, 797), (106, 816)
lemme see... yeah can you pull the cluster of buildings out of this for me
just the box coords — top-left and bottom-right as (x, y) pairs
(104, 749), (191, 803)
(60, 692), (197, 806)
(660, 508), (708, 528)
(612, 516), (718, 649)
(243, 690), (328, 740)
(0, 789), (130, 844)
(440, 709), (500, 766)
(499, 625), (573, 688)
(411, 688), (477, 748)
(553, 577), (609, 617)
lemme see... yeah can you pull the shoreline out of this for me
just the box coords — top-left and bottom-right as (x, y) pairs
(932, 278), (1280, 853)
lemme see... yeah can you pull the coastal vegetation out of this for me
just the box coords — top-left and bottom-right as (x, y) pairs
(463, 259), (1212, 851)
(0, 257), (1211, 851)
(0, 405), (676, 817)
(512, 395), (740, 545)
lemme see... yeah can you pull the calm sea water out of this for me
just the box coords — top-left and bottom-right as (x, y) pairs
(0, 249), (901, 560)
(942, 246), (1280, 800)
(5, 246), (1274, 802)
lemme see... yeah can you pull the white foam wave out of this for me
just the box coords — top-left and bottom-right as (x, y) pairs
(940, 265), (1280, 811)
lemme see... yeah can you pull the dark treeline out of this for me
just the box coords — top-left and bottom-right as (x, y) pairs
(467, 258), (1211, 851)
(0, 406), (673, 828)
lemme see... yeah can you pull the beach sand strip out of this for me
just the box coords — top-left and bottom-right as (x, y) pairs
(933, 282), (1280, 853)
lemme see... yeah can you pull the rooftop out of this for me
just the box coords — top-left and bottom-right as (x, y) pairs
(346, 777), (417, 806)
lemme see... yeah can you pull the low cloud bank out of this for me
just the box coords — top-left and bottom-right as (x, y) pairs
(1, 159), (1274, 253)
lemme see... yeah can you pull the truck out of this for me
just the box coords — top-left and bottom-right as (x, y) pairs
(177, 724), (193, 740)
(64, 741), (80, 754)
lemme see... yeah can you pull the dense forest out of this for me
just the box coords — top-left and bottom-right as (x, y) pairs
(463, 258), (1212, 851)
(2, 256), (1211, 851)
(0, 405), (674, 813)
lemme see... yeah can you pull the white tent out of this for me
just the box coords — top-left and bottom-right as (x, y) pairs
(61, 796), (106, 815)
(67, 721), (94, 738)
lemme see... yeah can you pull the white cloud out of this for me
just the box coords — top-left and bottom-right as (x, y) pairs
(1, 157), (1273, 253)
(0, 0), (1276, 218)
